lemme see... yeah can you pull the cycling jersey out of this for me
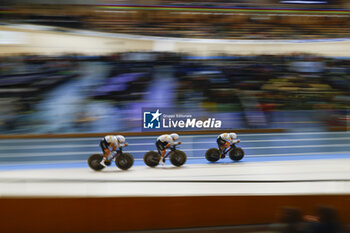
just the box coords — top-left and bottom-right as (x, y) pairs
(156, 134), (178, 155)
(157, 134), (176, 146)
(218, 133), (239, 144)
(100, 135), (126, 152)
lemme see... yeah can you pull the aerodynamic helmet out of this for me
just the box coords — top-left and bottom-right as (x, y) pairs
(229, 133), (237, 140)
(170, 133), (179, 140)
(116, 135), (125, 143)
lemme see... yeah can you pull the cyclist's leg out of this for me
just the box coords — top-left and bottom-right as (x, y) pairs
(217, 137), (225, 154)
(100, 140), (109, 158)
(156, 140), (163, 155)
(156, 141), (167, 164)
(160, 142), (168, 163)
(100, 140), (111, 165)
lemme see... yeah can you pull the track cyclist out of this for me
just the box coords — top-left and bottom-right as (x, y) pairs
(217, 133), (240, 158)
(100, 135), (128, 166)
(156, 133), (182, 165)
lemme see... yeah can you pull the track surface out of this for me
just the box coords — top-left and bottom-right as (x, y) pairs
(0, 131), (349, 170)
(1, 158), (350, 196)
(0, 132), (350, 231)
(0, 131), (350, 197)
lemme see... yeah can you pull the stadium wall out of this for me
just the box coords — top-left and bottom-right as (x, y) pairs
(0, 195), (349, 233)
(1, 24), (350, 56)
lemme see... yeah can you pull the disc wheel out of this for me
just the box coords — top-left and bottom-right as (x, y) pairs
(229, 147), (245, 161)
(115, 153), (134, 170)
(144, 151), (160, 167)
(205, 148), (220, 162)
(88, 154), (105, 171)
(169, 150), (187, 167)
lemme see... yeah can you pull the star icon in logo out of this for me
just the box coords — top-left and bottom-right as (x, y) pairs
(150, 109), (162, 122)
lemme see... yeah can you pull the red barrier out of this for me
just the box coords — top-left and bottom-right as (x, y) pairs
(0, 195), (349, 233)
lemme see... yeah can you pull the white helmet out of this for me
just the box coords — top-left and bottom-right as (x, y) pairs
(116, 135), (125, 143)
(170, 133), (179, 140)
(229, 133), (237, 140)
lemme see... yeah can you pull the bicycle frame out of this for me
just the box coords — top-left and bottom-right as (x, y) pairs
(164, 146), (177, 159)
(222, 144), (236, 156)
(110, 148), (122, 160)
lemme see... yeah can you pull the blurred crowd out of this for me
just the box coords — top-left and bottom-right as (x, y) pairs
(178, 54), (350, 105)
(2, 2), (350, 40)
(143, 0), (346, 8)
(0, 55), (79, 132)
(0, 52), (349, 133)
(88, 12), (350, 40)
(176, 54), (350, 126)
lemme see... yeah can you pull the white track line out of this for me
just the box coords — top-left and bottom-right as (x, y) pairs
(0, 151), (101, 157)
(0, 131), (348, 143)
(0, 137), (349, 150)
(0, 138), (101, 143)
(0, 143), (350, 158)
(0, 143), (161, 150)
(244, 143), (350, 150)
(246, 151), (350, 158)
(184, 143), (350, 151)
(238, 131), (350, 136)
(0, 160), (87, 166)
(235, 137), (350, 143)
(0, 144), (98, 150)
(0, 151), (349, 166)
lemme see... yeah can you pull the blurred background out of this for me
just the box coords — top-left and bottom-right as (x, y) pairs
(0, 0), (349, 134)
(1, 2), (350, 233)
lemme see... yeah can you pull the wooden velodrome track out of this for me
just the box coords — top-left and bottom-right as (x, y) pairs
(0, 131), (350, 233)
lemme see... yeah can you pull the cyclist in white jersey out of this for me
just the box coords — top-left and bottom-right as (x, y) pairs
(100, 135), (128, 166)
(156, 133), (182, 165)
(217, 132), (240, 157)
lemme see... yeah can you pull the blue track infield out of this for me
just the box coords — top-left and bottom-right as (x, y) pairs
(0, 131), (349, 171)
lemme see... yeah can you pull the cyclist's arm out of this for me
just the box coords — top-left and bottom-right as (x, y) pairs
(167, 137), (179, 147)
(231, 139), (240, 144)
(169, 138), (182, 146)
(119, 142), (128, 147)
